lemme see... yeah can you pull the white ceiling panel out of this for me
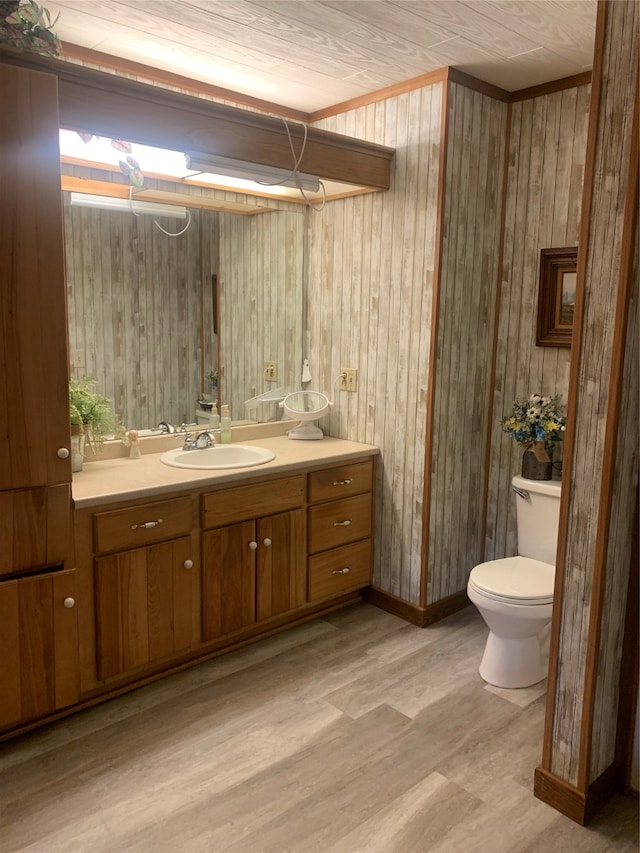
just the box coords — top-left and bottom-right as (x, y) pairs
(45, 0), (597, 112)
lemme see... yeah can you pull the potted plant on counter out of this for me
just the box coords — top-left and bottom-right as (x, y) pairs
(69, 377), (122, 471)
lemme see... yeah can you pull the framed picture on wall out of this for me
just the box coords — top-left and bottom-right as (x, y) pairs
(536, 246), (578, 348)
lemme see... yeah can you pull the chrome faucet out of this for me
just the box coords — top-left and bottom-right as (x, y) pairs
(183, 430), (216, 450)
(157, 421), (176, 434)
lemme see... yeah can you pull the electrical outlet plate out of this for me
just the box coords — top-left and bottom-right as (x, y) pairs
(339, 368), (358, 392)
(264, 360), (278, 381)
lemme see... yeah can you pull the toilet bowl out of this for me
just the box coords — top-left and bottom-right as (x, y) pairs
(467, 557), (554, 688)
(468, 476), (561, 689)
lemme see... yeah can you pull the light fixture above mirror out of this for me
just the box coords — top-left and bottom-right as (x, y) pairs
(185, 153), (320, 192)
(69, 192), (187, 218)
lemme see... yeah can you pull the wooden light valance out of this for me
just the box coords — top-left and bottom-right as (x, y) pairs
(0, 47), (394, 191)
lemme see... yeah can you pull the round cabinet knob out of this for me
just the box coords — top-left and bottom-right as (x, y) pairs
(63, 597), (75, 609)
(249, 541), (258, 551)
(262, 538), (272, 547)
(57, 447), (70, 459)
(183, 559), (194, 569)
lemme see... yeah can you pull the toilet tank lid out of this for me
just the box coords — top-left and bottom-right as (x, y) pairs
(470, 557), (555, 600)
(512, 475), (562, 497)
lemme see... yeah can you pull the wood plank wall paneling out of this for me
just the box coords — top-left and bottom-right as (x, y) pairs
(549, 0), (638, 786)
(217, 210), (304, 423)
(310, 85), (442, 603)
(591, 222), (638, 782)
(427, 83), (507, 604)
(485, 84), (591, 563)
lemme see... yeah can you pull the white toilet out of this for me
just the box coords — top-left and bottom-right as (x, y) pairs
(467, 475), (562, 688)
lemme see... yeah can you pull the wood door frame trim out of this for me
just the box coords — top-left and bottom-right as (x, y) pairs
(480, 101), (512, 564)
(541, 0), (608, 773)
(419, 76), (450, 609)
(578, 63), (639, 790)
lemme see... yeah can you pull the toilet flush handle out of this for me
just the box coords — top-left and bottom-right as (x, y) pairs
(512, 485), (530, 500)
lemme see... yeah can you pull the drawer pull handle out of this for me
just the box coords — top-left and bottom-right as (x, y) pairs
(63, 597), (76, 608)
(333, 478), (353, 486)
(333, 519), (352, 527)
(332, 567), (351, 575)
(183, 559), (194, 569)
(263, 538), (272, 547)
(249, 541), (258, 551)
(130, 519), (164, 530)
(57, 447), (70, 459)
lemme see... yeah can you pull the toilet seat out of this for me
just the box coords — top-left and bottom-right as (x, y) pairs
(469, 556), (555, 605)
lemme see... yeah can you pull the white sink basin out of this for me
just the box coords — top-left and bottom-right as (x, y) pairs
(160, 444), (275, 470)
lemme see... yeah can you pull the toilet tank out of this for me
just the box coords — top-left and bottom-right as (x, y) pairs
(512, 475), (562, 565)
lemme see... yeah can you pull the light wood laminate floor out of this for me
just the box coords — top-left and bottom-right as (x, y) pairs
(1, 604), (637, 852)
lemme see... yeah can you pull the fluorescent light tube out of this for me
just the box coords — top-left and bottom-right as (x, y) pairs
(185, 153), (320, 192)
(69, 193), (187, 218)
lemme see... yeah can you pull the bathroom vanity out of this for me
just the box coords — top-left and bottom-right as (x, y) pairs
(0, 435), (377, 738)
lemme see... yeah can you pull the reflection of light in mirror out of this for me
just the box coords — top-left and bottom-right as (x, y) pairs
(184, 173), (305, 198)
(59, 130), (197, 178)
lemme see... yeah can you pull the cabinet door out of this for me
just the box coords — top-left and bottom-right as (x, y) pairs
(202, 521), (256, 640)
(0, 64), (71, 490)
(95, 536), (200, 680)
(0, 569), (79, 729)
(257, 509), (305, 621)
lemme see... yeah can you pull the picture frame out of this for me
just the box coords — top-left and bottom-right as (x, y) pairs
(536, 246), (578, 348)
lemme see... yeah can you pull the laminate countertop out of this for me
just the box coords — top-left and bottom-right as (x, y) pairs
(72, 435), (379, 508)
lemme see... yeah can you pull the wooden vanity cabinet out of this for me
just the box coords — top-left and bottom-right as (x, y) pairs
(201, 476), (305, 639)
(0, 568), (79, 729)
(307, 461), (374, 601)
(91, 497), (201, 681)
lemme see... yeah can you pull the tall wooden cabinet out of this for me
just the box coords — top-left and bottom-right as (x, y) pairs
(0, 63), (71, 490)
(0, 62), (76, 725)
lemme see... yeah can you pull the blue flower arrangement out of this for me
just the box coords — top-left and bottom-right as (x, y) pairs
(502, 394), (566, 446)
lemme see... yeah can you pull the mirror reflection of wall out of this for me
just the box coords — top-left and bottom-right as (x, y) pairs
(63, 192), (305, 432)
(64, 196), (217, 431)
(218, 210), (304, 423)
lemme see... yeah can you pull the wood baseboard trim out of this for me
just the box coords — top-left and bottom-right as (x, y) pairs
(364, 587), (470, 627)
(534, 762), (623, 825)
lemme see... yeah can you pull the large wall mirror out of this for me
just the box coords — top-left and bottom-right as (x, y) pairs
(63, 196), (304, 431)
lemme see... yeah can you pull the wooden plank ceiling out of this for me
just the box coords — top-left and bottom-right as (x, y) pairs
(46, 0), (597, 113)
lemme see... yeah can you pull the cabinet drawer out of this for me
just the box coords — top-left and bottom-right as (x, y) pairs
(0, 485), (70, 577)
(308, 540), (372, 601)
(308, 493), (372, 554)
(308, 460), (373, 504)
(202, 476), (304, 528)
(93, 497), (192, 554)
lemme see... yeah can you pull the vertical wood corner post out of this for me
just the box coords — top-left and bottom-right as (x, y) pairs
(535, 0), (639, 824)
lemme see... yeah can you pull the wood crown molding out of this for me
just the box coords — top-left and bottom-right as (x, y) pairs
(0, 46), (394, 191)
(47, 43), (587, 128)
(60, 42), (311, 123)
